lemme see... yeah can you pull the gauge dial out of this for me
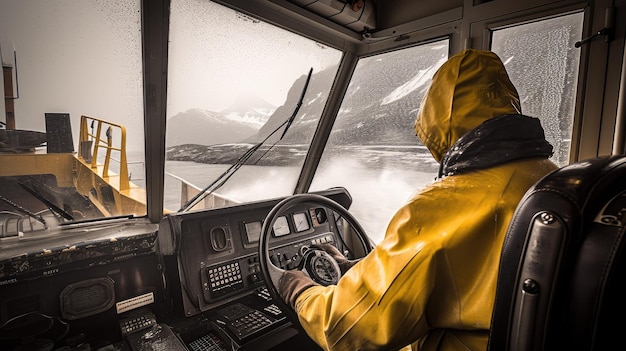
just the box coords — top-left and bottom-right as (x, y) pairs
(293, 212), (310, 232)
(244, 221), (262, 243)
(312, 208), (327, 226)
(273, 216), (290, 236)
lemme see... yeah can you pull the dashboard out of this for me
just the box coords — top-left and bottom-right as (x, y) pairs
(0, 188), (354, 351)
(157, 187), (354, 350)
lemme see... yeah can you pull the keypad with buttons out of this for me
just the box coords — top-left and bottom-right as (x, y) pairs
(205, 261), (244, 298)
(216, 303), (275, 340)
(119, 310), (157, 335)
(230, 310), (273, 339)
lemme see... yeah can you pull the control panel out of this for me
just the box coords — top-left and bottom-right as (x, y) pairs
(161, 197), (342, 314)
(200, 232), (336, 304)
(158, 188), (353, 349)
(207, 286), (286, 344)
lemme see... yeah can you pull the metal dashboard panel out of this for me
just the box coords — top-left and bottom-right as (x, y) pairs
(158, 187), (351, 318)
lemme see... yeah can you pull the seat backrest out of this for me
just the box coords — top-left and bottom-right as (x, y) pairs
(488, 155), (626, 351)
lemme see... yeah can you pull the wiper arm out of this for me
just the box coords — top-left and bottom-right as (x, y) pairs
(19, 180), (74, 221)
(281, 67), (312, 139)
(178, 67), (313, 213)
(0, 194), (47, 227)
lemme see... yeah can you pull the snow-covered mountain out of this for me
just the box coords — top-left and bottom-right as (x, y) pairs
(166, 95), (276, 147)
(247, 46), (446, 146)
(167, 45), (447, 166)
(220, 94), (276, 127)
(166, 108), (258, 147)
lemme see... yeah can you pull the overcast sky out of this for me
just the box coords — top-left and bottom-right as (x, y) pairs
(0, 0), (144, 150)
(167, 0), (341, 114)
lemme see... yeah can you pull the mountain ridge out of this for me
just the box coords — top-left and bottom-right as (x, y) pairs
(166, 46), (448, 166)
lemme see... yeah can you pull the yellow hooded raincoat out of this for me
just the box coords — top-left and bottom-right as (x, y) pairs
(287, 49), (558, 350)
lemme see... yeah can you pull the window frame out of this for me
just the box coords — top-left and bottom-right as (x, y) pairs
(470, 1), (614, 164)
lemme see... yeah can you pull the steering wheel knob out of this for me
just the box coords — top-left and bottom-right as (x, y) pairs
(300, 249), (341, 286)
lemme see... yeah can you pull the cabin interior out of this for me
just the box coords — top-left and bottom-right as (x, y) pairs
(1, 0), (625, 350)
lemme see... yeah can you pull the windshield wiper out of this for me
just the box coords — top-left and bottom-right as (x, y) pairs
(178, 67), (313, 212)
(18, 180), (75, 221)
(280, 68), (311, 140)
(0, 194), (47, 228)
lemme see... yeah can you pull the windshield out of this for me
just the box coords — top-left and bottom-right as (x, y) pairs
(310, 42), (448, 243)
(0, 0), (343, 238)
(0, 0), (144, 237)
(165, 0), (342, 212)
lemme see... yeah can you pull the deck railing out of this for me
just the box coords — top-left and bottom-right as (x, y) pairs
(166, 172), (239, 211)
(78, 115), (130, 191)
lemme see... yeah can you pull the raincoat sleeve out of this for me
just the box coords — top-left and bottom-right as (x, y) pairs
(292, 198), (441, 350)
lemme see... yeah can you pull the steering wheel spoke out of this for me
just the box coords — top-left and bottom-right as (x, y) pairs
(262, 249), (286, 286)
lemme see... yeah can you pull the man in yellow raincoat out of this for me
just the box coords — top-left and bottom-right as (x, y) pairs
(278, 49), (558, 350)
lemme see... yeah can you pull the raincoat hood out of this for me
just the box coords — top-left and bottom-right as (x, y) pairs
(415, 49), (521, 162)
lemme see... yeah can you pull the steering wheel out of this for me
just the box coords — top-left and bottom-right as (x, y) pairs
(258, 193), (373, 322)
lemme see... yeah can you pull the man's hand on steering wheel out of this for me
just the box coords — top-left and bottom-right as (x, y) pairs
(278, 245), (344, 309)
(310, 243), (360, 275)
(278, 269), (318, 310)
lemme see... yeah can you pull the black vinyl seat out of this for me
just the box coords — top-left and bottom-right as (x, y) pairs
(488, 155), (626, 351)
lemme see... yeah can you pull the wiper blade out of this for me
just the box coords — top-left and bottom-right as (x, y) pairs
(19, 180), (74, 221)
(0, 194), (47, 227)
(178, 67), (313, 212)
(281, 67), (312, 139)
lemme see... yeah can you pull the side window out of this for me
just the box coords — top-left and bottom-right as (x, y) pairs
(310, 41), (449, 243)
(491, 12), (584, 166)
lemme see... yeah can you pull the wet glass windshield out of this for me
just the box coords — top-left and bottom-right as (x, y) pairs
(0, 0), (144, 237)
(310, 41), (449, 243)
(165, 0), (342, 212)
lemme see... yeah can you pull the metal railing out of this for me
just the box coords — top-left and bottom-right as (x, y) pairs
(78, 115), (130, 191)
(166, 172), (239, 212)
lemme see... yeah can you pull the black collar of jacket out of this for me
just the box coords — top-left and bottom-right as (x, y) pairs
(438, 114), (554, 179)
